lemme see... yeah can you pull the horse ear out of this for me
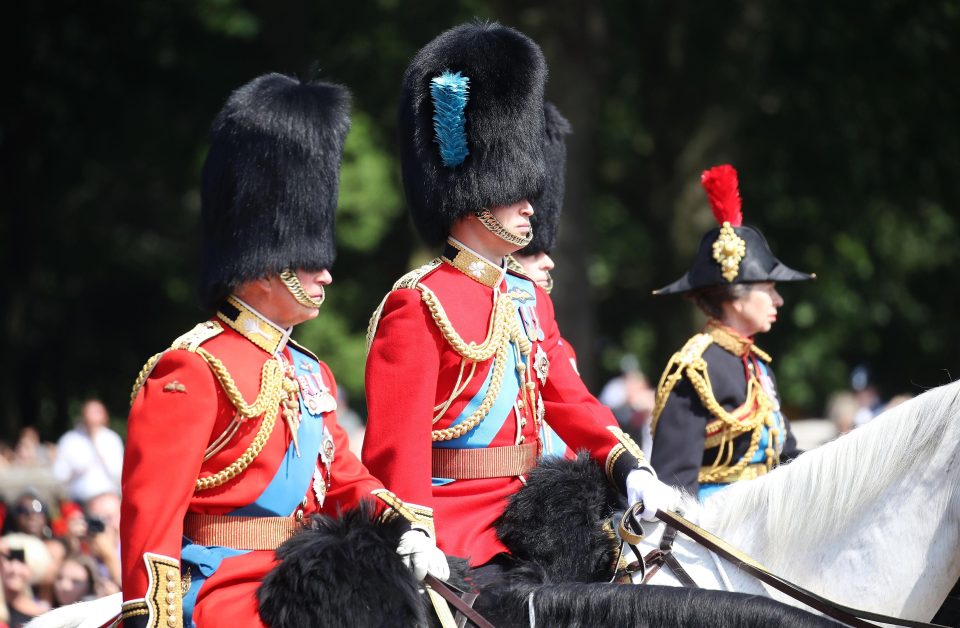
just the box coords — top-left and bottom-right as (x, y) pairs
(257, 502), (427, 627)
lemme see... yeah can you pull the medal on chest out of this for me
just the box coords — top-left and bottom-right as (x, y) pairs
(297, 370), (338, 416)
(519, 304), (545, 343)
(313, 426), (336, 507)
(532, 345), (550, 385)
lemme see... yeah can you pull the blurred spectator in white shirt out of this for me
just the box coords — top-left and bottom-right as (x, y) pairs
(53, 400), (123, 503)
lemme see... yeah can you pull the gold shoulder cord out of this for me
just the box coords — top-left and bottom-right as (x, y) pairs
(192, 350), (286, 491)
(129, 322), (225, 406)
(651, 333), (776, 484)
(366, 259), (443, 354)
(421, 286), (532, 441)
(127, 322), (288, 492)
(366, 260), (536, 443)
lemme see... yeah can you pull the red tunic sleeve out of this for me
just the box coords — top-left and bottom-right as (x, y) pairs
(361, 289), (443, 511)
(536, 290), (631, 474)
(120, 349), (218, 602)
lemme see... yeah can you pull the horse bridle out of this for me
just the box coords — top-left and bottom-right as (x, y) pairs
(618, 502), (950, 628)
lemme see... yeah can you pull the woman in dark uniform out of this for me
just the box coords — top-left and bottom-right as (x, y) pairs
(650, 164), (814, 499)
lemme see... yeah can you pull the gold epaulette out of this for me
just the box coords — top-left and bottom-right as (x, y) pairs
(129, 322), (225, 406)
(365, 259), (443, 353)
(650, 333), (714, 435)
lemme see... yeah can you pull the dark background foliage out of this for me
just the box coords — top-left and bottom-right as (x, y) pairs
(3, 0), (958, 436)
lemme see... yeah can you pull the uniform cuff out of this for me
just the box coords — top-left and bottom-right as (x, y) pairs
(372, 489), (436, 538)
(604, 427), (653, 494)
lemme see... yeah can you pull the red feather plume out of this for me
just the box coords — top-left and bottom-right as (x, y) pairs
(700, 164), (743, 227)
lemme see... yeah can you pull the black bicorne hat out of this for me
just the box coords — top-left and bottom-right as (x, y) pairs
(199, 73), (350, 311)
(654, 165), (814, 296)
(398, 21), (548, 246)
(518, 102), (572, 256)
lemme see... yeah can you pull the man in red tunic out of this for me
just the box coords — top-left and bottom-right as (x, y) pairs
(119, 73), (446, 628)
(363, 22), (674, 568)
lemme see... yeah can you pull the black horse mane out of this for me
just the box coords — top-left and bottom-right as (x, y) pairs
(259, 457), (839, 627)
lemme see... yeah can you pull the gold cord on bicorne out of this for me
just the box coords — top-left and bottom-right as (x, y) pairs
(651, 330), (778, 485)
(421, 285), (532, 442)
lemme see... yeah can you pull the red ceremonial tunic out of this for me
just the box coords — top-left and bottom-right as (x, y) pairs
(363, 239), (644, 566)
(120, 298), (421, 628)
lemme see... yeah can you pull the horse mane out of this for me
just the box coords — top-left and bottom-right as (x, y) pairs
(699, 380), (960, 572)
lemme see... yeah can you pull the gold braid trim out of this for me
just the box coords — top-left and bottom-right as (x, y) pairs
(192, 351), (285, 491)
(195, 349), (285, 419)
(194, 410), (277, 492)
(651, 333), (714, 434)
(372, 489), (436, 537)
(130, 352), (165, 407)
(121, 600), (149, 620)
(367, 261), (533, 443)
(366, 259), (443, 354)
(422, 287), (532, 442)
(129, 321), (225, 406)
(143, 553), (183, 628)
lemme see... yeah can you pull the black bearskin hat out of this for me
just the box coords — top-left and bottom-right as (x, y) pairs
(654, 165), (814, 295)
(258, 503), (426, 627)
(518, 102), (572, 256)
(199, 73), (350, 310)
(399, 21), (548, 246)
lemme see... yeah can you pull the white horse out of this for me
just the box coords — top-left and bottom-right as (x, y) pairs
(633, 380), (960, 623)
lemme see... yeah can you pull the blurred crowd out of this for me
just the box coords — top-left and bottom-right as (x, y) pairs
(1, 400), (122, 627)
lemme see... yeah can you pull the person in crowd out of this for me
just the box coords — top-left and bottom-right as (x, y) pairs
(1, 534), (52, 627)
(12, 428), (53, 467)
(82, 493), (120, 593)
(649, 165), (810, 499)
(52, 553), (101, 607)
(599, 356), (657, 457)
(4, 493), (50, 540)
(851, 364), (884, 428)
(53, 399), (124, 503)
(119, 72), (445, 628)
(825, 391), (858, 436)
(363, 22), (673, 569)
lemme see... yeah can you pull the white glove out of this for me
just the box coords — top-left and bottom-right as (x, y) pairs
(397, 529), (450, 581)
(625, 469), (675, 522)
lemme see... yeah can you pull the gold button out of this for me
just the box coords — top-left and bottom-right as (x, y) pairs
(166, 592), (175, 604)
(166, 569), (177, 581)
(167, 616), (178, 626)
(518, 436), (525, 443)
(167, 603), (177, 614)
(296, 510), (304, 521)
(166, 581), (176, 592)
(520, 419), (527, 427)
(301, 496), (308, 507)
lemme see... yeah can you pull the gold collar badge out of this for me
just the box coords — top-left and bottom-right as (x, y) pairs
(217, 296), (291, 354)
(443, 238), (505, 288)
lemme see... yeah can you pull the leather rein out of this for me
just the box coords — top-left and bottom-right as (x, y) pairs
(616, 503), (948, 628)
